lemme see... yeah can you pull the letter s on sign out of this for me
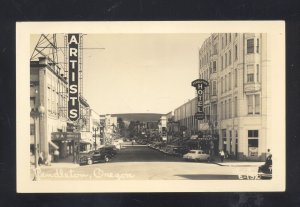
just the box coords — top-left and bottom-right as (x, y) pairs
(70, 85), (78, 94)
(70, 109), (78, 119)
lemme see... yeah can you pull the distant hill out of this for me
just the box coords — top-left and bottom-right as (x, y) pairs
(111, 113), (163, 122)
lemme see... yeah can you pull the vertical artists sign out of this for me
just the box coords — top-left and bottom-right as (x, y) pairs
(68, 34), (80, 121)
(191, 79), (209, 120)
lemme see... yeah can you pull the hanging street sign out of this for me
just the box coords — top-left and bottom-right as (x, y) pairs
(68, 34), (80, 122)
(192, 79), (209, 120)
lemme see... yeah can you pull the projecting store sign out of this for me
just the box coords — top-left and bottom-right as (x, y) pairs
(192, 79), (209, 120)
(68, 34), (80, 121)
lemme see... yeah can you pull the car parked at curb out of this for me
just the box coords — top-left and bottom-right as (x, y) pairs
(79, 148), (112, 165)
(183, 150), (210, 162)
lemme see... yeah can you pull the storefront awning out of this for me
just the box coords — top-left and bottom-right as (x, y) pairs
(49, 140), (59, 149)
(80, 140), (93, 144)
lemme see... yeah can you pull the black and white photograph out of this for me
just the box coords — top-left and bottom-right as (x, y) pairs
(16, 21), (285, 192)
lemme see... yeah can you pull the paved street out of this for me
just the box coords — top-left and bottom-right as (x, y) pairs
(33, 145), (262, 181)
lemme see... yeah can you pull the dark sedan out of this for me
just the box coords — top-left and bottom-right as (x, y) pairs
(79, 149), (112, 165)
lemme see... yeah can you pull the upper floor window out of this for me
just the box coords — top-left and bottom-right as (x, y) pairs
(212, 81), (217, 96)
(234, 96), (238, 117)
(222, 37), (224, 49)
(229, 33), (231, 43)
(221, 77), (224, 94)
(256, 64), (260, 82)
(247, 94), (260, 115)
(256, 39), (260, 53)
(235, 45), (238, 60)
(247, 65), (254, 83)
(229, 50), (232, 65)
(229, 98), (232, 118)
(225, 53), (227, 67)
(234, 69), (238, 87)
(213, 43), (218, 55)
(228, 72), (232, 90)
(248, 130), (259, 138)
(221, 56), (223, 70)
(212, 61), (217, 73)
(247, 39), (254, 54)
(225, 75), (227, 91)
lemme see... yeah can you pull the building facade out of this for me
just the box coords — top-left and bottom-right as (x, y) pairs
(198, 33), (269, 161)
(30, 57), (97, 161)
(30, 57), (68, 159)
(174, 97), (199, 138)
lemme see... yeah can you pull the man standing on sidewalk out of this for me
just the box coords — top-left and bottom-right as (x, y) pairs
(220, 150), (225, 162)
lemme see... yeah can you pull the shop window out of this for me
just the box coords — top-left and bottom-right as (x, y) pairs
(248, 130), (259, 157)
(247, 39), (254, 54)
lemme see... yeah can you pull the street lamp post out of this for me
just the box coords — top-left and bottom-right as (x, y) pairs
(30, 105), (45, 181)
(93, 126), (99, 150)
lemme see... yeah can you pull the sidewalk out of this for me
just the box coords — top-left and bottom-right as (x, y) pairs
(31, 155), (80, 169)
(212, 157), (264, 167)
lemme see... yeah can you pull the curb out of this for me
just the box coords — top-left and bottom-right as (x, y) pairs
(211, 162), (263, 167)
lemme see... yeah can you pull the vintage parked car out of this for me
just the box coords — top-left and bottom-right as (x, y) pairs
(100, 145), (118, 157)
(79, 148), (112, 165)
(183, 150), (210, 162)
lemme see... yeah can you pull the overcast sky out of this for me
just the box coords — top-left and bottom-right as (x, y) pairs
(31, 33), (210, 115)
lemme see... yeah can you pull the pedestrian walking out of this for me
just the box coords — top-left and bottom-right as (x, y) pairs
(54, 149), (59, 162)
(220, 150), (225, 162)
(38, 152), (44, 166)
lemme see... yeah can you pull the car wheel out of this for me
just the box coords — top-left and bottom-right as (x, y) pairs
(87, 159), (93, 165)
